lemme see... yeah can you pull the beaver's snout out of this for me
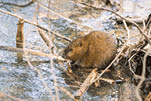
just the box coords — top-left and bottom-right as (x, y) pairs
(63, 48), (72, 58)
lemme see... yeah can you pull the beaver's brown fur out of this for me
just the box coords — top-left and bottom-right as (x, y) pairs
(64, 31), (117, 69)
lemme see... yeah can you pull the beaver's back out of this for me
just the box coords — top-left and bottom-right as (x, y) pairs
(64, 31), (117, 69)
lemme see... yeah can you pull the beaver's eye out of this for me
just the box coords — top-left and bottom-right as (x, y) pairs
(65, 48), (72, 53)
(77, 42), (82, 47)
(68, 48), (73, 52)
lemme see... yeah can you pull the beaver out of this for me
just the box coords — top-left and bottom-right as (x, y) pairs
(64, 31), (117, 69)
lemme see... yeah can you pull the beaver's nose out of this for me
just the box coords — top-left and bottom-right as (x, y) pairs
(62, 53), (66, 58)
(62, 48), (72, 58)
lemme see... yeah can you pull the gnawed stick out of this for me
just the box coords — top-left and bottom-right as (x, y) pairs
(16, 18), (24, 62)
(0, 46), (66, 61)
(74, 68), (98, 98)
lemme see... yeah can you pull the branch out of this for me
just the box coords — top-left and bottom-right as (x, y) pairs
(0, 9), (72, 42)
(0, 46), (66, 61)
(74, 68), (98, 98)
(76, 2), (151, 45)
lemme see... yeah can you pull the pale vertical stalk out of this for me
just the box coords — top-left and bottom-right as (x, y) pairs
(24, 1), (54, 100)
(47, 0), (60, 100)
(135, 52), (147, 101)
(123, 20), (130, 44)
(49, 55), (60, 101)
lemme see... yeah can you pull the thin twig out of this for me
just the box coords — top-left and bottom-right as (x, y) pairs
(48, 32), (60, 101)
(25, 53), (55, 101)
(123, 20), (130, 44)
(0, 46), (66, 61)
(135, 52), (148, 101)
(26, 4), (55, 100)
(76, 2), (151, 45)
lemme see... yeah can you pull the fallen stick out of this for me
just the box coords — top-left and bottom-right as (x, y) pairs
(74, 68), (98, 98)
(0, 46), (66, 61)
